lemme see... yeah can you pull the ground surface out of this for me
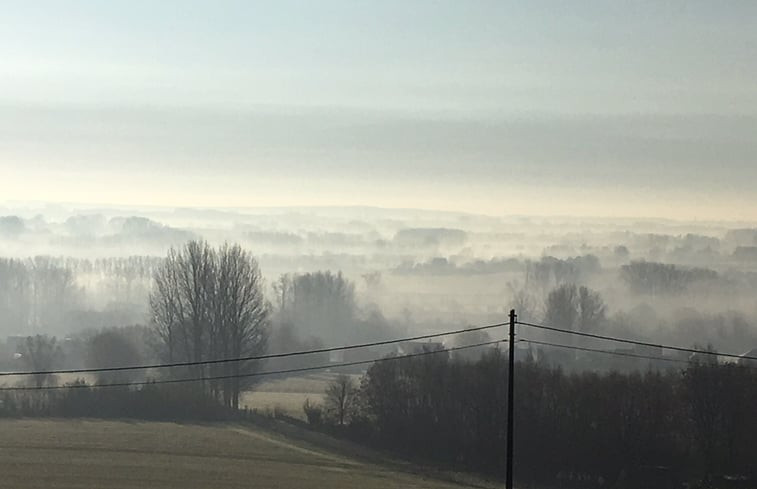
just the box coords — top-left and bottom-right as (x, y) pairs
(0, 419), (481, 489)
(241, 373), (361, 420)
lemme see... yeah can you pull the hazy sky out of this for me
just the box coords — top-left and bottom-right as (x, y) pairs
(1, 1), (756, 220)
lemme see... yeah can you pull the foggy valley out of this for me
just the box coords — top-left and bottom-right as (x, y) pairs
(2, 204), (757, 349)
(2, 1), (757, 488)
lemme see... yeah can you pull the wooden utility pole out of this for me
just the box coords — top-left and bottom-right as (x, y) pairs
(506, 309), (516, 489)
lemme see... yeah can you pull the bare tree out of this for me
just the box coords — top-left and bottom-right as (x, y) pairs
(577, 285), (606, 333)
(544, 284), (579, 331)
(544, 284), (606, 333)
(150, 241), (215, 379)
(325, 374), (357, 426)
(507, 281), (539, 322)
(272, 273), (294, 317)
(149, 241), (269, 408)
(211, 243), (269, 408)
(544, 284), (606, 363)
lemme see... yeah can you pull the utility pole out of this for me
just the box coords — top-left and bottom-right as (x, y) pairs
(506, 309), (516, 489)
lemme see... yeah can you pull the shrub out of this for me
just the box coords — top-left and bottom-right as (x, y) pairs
(303, 398), (323, 426)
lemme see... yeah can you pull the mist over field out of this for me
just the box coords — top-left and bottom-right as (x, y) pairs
(2, 202), (757, 356)
(2, 1), (757, 488)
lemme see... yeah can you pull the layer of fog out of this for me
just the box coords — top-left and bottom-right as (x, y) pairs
(1, 203), (757, 372)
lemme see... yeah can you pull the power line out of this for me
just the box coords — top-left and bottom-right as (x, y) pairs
(0, 339), (503, 392)
(2, 321), (507, 378)
(519, 338), (691, 364)
(517, 320), (757, 362)
(520, 338), (757, 371)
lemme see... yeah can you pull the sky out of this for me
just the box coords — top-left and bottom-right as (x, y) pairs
(1, 0), (756, 221)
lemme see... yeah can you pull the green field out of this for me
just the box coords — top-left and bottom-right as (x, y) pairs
(0, 419), (484, 489)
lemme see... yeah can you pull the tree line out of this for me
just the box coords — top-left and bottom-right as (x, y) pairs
(0, 257), (80, 334)
(305, 351), (757, 489)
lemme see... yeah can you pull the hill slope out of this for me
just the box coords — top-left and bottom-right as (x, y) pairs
(0, 419), (479, 489)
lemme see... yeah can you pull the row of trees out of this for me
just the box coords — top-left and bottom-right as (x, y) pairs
(4, 326), (151, 388)
(0, 383), (233, 421)
(0, 257), (80, 335)
(621, 261), (719, 296)
(515, 278), (757, 363)
(306, 352), (757, 488)
(4, 243), (394, 408)
(268, 270), (399, 372)
(521, 256), (721, 303)
(0, 256), (163, 336)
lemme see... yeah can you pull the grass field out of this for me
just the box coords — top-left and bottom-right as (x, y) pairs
(242, 373), (361, 420)
(0, 419), (483, 489)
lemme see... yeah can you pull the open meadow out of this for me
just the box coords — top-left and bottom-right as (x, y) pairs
(0, 419), (482, 489)
(242, 373), (361, 420)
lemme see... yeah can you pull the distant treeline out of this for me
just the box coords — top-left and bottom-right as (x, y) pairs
(0, 256), (161, 335)
(0, 382), (237, 421)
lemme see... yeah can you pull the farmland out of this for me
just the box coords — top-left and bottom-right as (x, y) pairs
(0, 419), (482, 489)
(241, 373), (361, 420)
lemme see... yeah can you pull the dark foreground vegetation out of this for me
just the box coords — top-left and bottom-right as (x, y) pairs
(354, 353), (757, 489)
(0, 382), (236, 420)
(3, 352), (755, 489)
